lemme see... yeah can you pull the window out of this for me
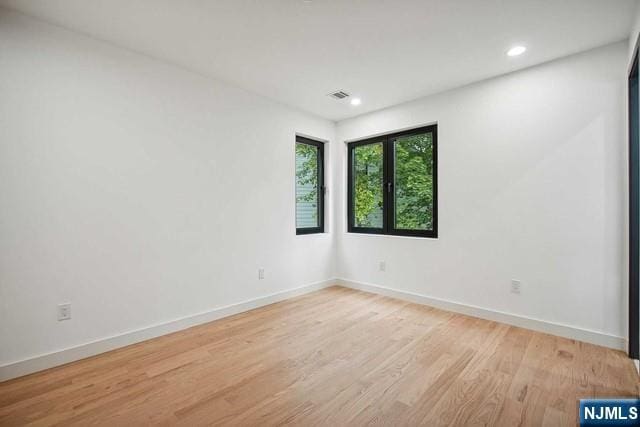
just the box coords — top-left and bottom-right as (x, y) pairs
(296, 136), (325, 234)
(347, 125), (437, 238)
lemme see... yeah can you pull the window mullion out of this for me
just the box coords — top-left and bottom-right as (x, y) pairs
(383, 138), (392, 235)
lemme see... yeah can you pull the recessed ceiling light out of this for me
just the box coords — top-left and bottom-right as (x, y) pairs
(507, 46), (526, 57)
(350, 98), (361, 106)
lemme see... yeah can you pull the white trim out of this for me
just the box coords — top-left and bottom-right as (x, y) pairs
(635, 359), (639, 375)
(0, 279), (335, 382)
(336, 278), (626, 351)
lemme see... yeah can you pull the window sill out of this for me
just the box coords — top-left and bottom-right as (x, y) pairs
(344, 231), (438, 241)
(296, 230), (329, 236)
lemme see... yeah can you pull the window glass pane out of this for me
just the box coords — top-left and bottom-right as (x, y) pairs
(394, 132), (434, 231)
(353, 143), (384, 228)
(296, 142), (319, 228)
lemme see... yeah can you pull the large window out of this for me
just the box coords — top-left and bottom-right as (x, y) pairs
(347, 125), (437, 238)
(296, 136), (325, 234)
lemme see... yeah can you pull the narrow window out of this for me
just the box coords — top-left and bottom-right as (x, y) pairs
(296, 136), (324, 234)
(348, 125), (437, 238)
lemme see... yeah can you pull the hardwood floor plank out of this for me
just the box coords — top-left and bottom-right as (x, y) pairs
(0, 286), (637, 426)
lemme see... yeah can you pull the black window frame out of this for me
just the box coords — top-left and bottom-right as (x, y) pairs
(295, 135), (325, 235)
(347, 124), (438, 238)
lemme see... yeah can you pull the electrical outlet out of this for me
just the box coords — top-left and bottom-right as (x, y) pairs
(511, 280), (521, 294)
(58, 303), (71, 321)
(258, 268), (265, 280)
(379, 261), (386, 272)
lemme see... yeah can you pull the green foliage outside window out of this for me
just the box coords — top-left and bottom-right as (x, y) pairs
(297, 131), (434, 232)
(295, 143), (319, 226)
(351, 133), (434, 231)
(353, 143), (383, 227)
(394, 133), (433, 230)
(295, 143), (318, 203)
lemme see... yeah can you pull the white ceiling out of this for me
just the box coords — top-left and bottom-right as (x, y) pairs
(1, 0), (637, 121)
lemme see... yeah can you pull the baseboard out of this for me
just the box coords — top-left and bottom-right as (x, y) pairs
(0, 279), (335, 382)
(336, 278), (626, 351)
(2, 278), (627, 382)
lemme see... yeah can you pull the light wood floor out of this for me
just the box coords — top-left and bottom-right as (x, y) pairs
(0, 286), (638, 426)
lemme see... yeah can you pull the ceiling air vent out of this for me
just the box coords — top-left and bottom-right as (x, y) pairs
(328, 90), (350, 100)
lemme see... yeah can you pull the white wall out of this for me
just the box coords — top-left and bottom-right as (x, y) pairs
(0, 10), (335, 368)
(0, 7), (631, 376)
(335, 42), (627, 342)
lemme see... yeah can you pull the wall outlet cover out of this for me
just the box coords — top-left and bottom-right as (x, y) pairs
(58, 303), (71, 321)
(511, 280), (521, 294)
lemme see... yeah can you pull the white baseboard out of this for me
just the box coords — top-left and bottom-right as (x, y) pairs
(336, 278), (626, 351)
(2, 278), (627, 382)
(0, 279), (335, 382)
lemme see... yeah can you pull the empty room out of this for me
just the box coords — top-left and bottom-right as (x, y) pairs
(1, 0), (640, 425)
